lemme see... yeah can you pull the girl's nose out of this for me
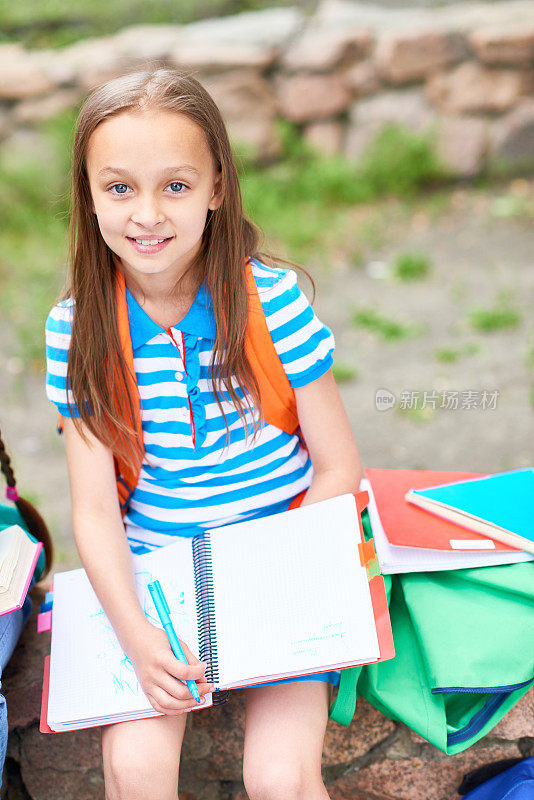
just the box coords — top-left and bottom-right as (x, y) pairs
(130, 195), (166, 228)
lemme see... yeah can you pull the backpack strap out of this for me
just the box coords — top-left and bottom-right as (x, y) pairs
(244, 258), (299, 435)
(56, 272), (144, 516)
(114, 269), (144, 514)
(328, 667), (360, 725)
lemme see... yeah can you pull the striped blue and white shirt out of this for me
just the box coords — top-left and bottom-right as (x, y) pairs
(45, 258), (335, 553)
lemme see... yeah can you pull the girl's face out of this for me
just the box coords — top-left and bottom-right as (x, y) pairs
(86, 108), (222, 286)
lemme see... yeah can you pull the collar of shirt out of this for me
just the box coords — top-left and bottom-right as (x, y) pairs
(126, 279), (216, 351)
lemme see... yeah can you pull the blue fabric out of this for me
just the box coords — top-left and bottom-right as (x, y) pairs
(248, 670), (341, 689)
(461, 757), (534, 799)
(0, 582), (33, 787)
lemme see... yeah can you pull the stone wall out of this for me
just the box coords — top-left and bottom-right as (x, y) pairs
(1, 1), (534, 177)
(3, 589), (534, 799)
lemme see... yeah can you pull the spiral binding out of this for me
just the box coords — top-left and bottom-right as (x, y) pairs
(192, 533), (229, 706)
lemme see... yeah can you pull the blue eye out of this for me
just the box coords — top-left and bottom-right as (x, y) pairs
(107, 181), (187, 196)
(109, 183), (129, 195)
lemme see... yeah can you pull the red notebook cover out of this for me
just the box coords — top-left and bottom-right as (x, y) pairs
(364, 468), (520, 552)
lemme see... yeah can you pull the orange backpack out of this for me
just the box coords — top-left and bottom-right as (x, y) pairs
(59, 258), (307, 514)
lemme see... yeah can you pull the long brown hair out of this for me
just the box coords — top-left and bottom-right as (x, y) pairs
(64, 66), (315, 471)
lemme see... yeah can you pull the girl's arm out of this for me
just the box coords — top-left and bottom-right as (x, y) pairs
(62, 417), (213, 713)
(293, 368), (363, 506)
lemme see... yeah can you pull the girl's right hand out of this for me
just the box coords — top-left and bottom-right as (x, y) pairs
(125, 621), (215, 715)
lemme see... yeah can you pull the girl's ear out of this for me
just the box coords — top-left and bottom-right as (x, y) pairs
(208, 173), (223, 211)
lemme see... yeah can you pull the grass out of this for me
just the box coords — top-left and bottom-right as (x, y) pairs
(332, 362), (358, 383)
(490, 194), (533, 220)
(396, 402), (437, 423)
(469, 302), (521, 332)
(435, 347), (461, 363)
(240, 120), (447, 262)
(393, 251), (432, 281)
(351, 308), (420, 341)
(435, 343), (480, 363)
(0, 111), (74, 365)
(0, 0), (300, 49)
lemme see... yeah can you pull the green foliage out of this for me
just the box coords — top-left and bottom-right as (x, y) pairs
(0, 0), (297, 48)
(524, 336), (534, 371)
(240, 120), (446, 261)
(490, 194), (533, 220)
(394, 251), (432, 281)
(396, 403), (436, 423)
(0, 111), (75, 363)
(351, 308), (419, 341)
(436, 347), (460, 363)
(469, 303), (521, 332)
(332, 362), (358, 383)
(435, 342), (480, 363)
(356, 123), (446, 197)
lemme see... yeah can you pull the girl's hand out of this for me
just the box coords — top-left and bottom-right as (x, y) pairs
(126, 621), (215, 715)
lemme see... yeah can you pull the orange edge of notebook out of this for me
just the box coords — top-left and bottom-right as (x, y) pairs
(355, 491), (395, 663)
(369, 575), (395, 662)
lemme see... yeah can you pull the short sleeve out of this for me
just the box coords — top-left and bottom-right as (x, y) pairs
(45, 300), (80, 417)
(253, 260), (335, 388)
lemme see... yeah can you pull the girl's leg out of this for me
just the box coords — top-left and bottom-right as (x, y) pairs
(101, 713), (187, 800)
(242, 681), (332, 800)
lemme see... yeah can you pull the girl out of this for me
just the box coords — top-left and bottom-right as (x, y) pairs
(45, 67), (362, 800)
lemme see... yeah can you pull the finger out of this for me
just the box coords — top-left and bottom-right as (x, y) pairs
(164, 652), (207, 683)
(165, 675), (214, 703)
(195, 680), (216, 697)
(146, 692), (185, 717)
(150, 686), (203, 713)
(179, 640), (201, 666)
(156, 671), (202, 703)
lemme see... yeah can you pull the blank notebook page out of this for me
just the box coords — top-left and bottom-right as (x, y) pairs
(209, 494), (379, 687)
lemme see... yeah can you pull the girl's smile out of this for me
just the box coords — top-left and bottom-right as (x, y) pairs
(126, 235), (174, 254)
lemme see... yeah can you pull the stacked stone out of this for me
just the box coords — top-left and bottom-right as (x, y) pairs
(3, 593), (534, 800)
(0, 0), (534, 177)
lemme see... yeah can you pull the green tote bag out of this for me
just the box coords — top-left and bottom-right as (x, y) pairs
(330, 508), (534, 754)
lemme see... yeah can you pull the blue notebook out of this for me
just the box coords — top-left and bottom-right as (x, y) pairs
(405, 468), (534, 554)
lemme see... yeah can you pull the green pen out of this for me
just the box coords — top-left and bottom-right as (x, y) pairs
(148, 580), (201, 704)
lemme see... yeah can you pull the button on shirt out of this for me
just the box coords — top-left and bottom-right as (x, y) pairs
(45, 259), (335, 553)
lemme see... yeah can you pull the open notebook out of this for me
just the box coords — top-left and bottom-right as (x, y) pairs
(42, 491), (393, 732)
(0, 525), (42, 615)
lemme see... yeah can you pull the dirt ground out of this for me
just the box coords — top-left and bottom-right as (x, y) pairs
(1, 180), (533, 572)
